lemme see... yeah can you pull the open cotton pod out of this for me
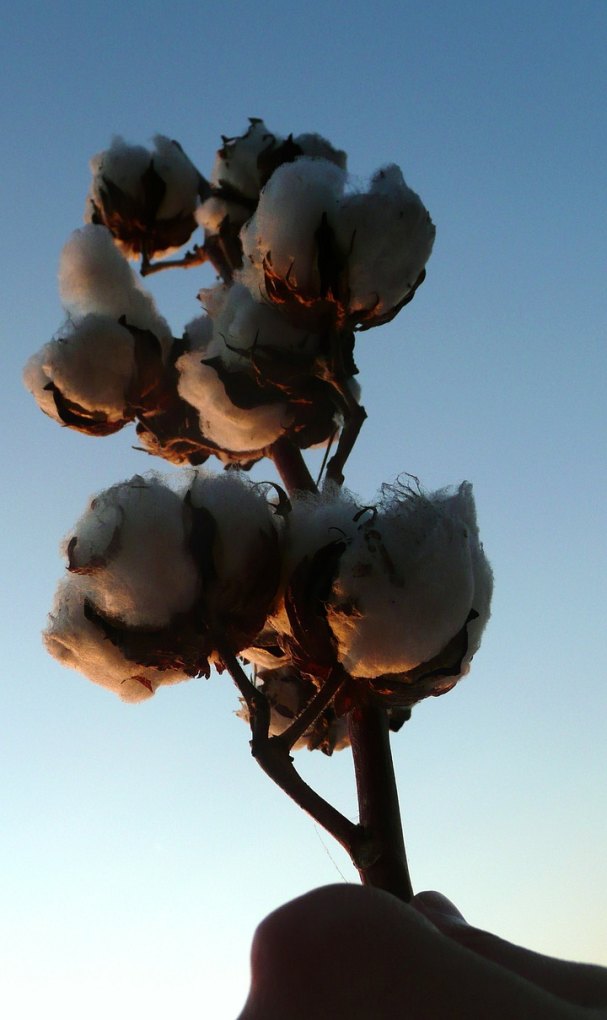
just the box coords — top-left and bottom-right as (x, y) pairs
(44, 472), (283, 698)
(281, 481), (492, 707)
(85, 135), (205, 259)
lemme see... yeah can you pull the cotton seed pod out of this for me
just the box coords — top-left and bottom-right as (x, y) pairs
(59, 226), (172, 340)
(85, 135), (206, 259)
(281, 482), (492, 707)
(44, 577), (192, 703)
(64, 474), (200, 628)
(56, 473), (211, 685)
(238, 157), (434, 333)
(184, 471), (282, 651)
(175, 284), (350, 462)
(197, 119), (346, 240)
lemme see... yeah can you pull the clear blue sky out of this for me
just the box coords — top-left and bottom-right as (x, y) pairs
(2, 2), (606, 1016)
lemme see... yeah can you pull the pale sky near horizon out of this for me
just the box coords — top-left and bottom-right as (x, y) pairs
(1, 2), (606, 1017)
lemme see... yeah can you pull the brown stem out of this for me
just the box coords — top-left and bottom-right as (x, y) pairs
(268, 436), (317, 495)
(140, 245), (209, 277)
(279, 663), (346, 751)
(325, 399), (367, 487)
(348, 696), (413, 902)
(218, 642), (365, 864)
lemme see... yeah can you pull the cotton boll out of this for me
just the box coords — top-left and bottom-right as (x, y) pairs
(65, 475), (200, 629)
(209, 283), (320, 372)
(337, 165), (435, 322)
(22, 348), (65, 423)
(176, 350), (291, 454)
(282, 486), (360, 579)
(211, 119), (278, 200)
(188, 471), (278, 582)
(24, 314), (136, 422)
(196, 195), (251, 234)
(44, 577), (189, 703)
(59, 225), (171, 342)
(151, 135), (200, 220)
(85, 136), (201, 258)
(240, 157), (346, 296)
(294, 133), (347, 170)
(185, 470), (282, 647)
(88, 137), (150, 202)
(328, 483), (490, 678)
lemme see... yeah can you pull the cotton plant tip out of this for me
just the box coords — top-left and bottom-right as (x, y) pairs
(59, 225), (171, 342)
(23, 315), (139, 427)
(64, 475), (200, 629)
(44, 577), (190, 703)
(85, 135), (202, 258)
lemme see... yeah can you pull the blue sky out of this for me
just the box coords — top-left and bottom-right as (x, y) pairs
(2, 2), (606, 1016)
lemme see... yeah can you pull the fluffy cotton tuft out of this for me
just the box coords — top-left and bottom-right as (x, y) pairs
(336, 165), (435, 319)
(177, 300), (293, 454)
(327, 482), (492, 678)
(44, 576), (189, 703)
(239, 157), (346, 296)
(187, 471), (277, 578)
(64, 475), (199, 629)
(85, 135), (201, 258)
(59, 225), (171, 340)
(23, 316), (136, 424)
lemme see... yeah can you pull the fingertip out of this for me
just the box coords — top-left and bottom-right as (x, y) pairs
(413, 890), (468, 925)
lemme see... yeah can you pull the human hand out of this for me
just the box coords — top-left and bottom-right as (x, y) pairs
(238, 884), (607, 1019)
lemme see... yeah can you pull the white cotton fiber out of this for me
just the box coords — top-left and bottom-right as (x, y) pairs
(87, 135), (199, 224)
(337, 165), (436, 318)
(239, 157), (346, 296)
(211, 119), (276, 200)
(149, 135), (200, 220)
(176, 350), (291, 454)
(187, 471), (277, 582)
(23, 316), (136, 422)
(64, 475), (200, 629)
(88, 137), (150, 202)
(210, 283), (320, 371)
(59, 225), (171, 340)
(282, 486), (360, 576)
(44, 577), (189, 703)
(327, 483), (492, 677)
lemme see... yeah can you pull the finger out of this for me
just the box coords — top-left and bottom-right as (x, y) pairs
(414, 890), (607, 1010)
(238, 884), (579, 1019)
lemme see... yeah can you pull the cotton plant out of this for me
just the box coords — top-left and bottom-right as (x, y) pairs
(26, 119), (493, 902)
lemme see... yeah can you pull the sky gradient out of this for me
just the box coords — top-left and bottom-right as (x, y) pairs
(2, 2), (606, 1016)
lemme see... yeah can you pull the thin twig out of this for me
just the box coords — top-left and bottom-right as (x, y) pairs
(218, 641), (365, 863)
(140, 245), (209, 277)
(268, 436), (318, 495)
(279, 663), (347, 751)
